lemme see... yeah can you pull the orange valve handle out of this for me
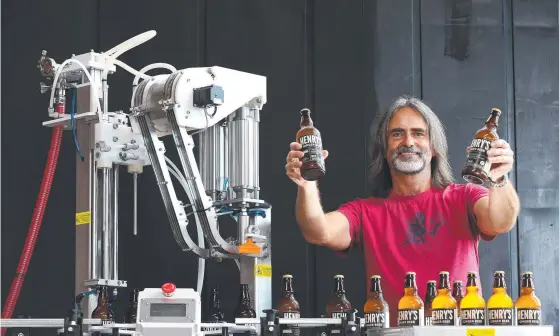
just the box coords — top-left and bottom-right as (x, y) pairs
(238, 238), (261, 255)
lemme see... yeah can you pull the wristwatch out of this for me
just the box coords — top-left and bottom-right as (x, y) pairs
(489, 174), (508, 188)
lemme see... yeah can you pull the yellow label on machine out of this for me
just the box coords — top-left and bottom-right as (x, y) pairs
(255, 264), (271, 278)
(75, 210), (91, 226)
(466, 328), (495, 336)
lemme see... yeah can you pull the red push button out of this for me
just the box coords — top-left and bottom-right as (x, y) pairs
(161, 282), (176, 297)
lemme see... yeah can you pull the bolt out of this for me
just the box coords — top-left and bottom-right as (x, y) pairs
(113, 136), (118, 142)
(68, 327), (74, 332)
(18, 333), (24, 336)
(351, 327), (356, 331)
(113, 124), (118, 129)
(268, 327), (273, 332)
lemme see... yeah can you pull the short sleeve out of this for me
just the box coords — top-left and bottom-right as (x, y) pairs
(336, 198), (363, 254)
(463, 183), (494, 241)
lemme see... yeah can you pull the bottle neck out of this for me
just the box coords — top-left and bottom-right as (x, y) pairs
(485, 111), (500, 129)
(369, 278), (383, 299)
(438, 275), (450, 295)
(281, 279), (294, 295)
(452, 284), (463, 297)
(211, 290), (221, 308)
(493, 275), (507, 292)
(300, 114), (313, 127)
(404, 277), (418, 296)
(520, 277), (535, 296)
(467, 275), (478, 288)
(333, 279), (346, 296)
(239, 286), (251, 306)
(426, 284), (437, 299)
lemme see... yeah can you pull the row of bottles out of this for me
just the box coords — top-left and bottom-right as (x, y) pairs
(90, 286), (141, 325)
(401, 270), (541, 327)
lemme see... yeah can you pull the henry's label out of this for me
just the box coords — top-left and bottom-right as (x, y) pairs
(460, 308), (485, 325)
(465, 138), (492, 174)
(487, 308), (513, 325)
(298, 134), (323, 164)
(431, 308), (457, 326)
(280, 312), (300, 336)
(364, 311), (389, 329)
(328, 312), (347, 334)
(425, 315), (432, 326)
(397, 308), (424, 327)
(517, 308), (541, 325)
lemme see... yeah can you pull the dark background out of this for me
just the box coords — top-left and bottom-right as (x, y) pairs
(2, 0), (558, 334)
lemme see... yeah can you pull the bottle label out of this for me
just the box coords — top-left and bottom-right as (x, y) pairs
(397, 308), (424, 327)
(281, 312), (301, 336)
(364, 311), (389, 329)
(425, 315), (432, 326)
(460, 308), (486, 325)
(487, 308), (513, 325)
(465, 138), (492, 175)
(299, 134), (324, 166)
(517, 308), (541, 325)
(431, 308), (457, 326)
(328, 311), (347, 334)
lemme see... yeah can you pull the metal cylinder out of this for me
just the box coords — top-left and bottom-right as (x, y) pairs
(94, 167), (116, 281)
(199, 121), (229, 200)
(228, 107), (259, 199)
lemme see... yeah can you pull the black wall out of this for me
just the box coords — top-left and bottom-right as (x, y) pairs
(2, 0), (558, 334)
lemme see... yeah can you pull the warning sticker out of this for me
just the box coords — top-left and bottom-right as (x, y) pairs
(76, 210), (91, 226)
(255, 264), (272, 278)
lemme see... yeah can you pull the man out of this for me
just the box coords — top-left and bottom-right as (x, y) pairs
(285, 96), (520, 327)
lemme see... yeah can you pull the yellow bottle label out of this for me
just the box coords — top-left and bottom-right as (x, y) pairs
(254, 264), (271, 278)
(432, 308), (458, 326)
(75, 210), (91, 225)
(466, 328), (495, 336)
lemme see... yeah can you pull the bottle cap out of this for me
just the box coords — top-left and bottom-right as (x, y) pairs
(522, 271), (533, 276)
(491, 108), (502, 115)
(283, 274), (293, 278)
(494, 270), (505, 275)
(334, 274), (344, 278)
(161, 282), (176, 297)
(439, 271), (449, 275)
(406, 272), (416, 276)
(300, 108), (311, 116)
(427, 280), (436, 284)
(371, 275), (381, 279)
(467, 271), (477, 275)
(453, 280), (463, 284)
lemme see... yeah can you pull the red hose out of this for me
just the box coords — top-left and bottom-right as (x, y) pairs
(1, 122), (64, 336)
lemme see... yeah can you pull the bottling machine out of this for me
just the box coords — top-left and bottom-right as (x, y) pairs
(1, 31), (554, 336)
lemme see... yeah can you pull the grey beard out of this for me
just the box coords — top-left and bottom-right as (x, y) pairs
(391, 147), (427, 175)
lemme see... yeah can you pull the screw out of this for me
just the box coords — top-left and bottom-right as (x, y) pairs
(113, 124), (118, 129)
(113, 137), (118, 142)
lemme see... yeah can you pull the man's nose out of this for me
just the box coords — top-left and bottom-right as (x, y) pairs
(403, 134), (415, 147)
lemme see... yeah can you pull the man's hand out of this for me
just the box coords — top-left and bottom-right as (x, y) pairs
(486, 139), (514, 181)
(285, 142), (329, 187)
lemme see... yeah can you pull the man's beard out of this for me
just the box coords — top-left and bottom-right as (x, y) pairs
(390, 145), (427, 175)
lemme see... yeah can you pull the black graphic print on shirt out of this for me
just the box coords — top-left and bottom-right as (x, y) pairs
(402, 212), (446, 247)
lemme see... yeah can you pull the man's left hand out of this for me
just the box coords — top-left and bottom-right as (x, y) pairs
(487, 139), (514, 181)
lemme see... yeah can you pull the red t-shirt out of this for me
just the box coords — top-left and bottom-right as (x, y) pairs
(337, 183), (491, 327)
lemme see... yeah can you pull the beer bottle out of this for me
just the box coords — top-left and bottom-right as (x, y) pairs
(125, 288), (141, 324)
(235, 284), (257, 336)
(515, 272), (542, 325)
(397, 272), (424, 327)
(487, 270), (513, 325)
(277, 274), (301, 336)
(424, 280), (437, 326)
(296, 108), (325, 181)
(462, 108), (501, 185)
(460, 271), (486, 326)
(91, 286), (115, 325)
(363, 275), (389, 329)
(452, 280), (464, 323)
(326, 275), (352, 335)
(431, 271), (458, 326)
(208, 287), (225, 322)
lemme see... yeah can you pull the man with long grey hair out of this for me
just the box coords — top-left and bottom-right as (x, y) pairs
(285, 95), (520, 327)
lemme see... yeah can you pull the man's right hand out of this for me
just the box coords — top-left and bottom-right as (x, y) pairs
(285, 142), (329, 187)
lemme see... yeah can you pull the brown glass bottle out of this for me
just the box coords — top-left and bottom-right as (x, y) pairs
(125, 288), (141, 324)
(515, 272), (542, 325)
(208, 287), (225, 323)
(460, 271), (486, 326)
(296, 108), (325, 181)
(363, 275), (389, 329)
(424, 280), (437, 326)
(397, 272), (424, 327)
(326, 275), (352, 335)
(277, 275), (301, 336)
(462, 108), (501, 185)
(91, 286), (115, 325)
(452, 280), (464, 320)
(235, 284), (257, 335)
